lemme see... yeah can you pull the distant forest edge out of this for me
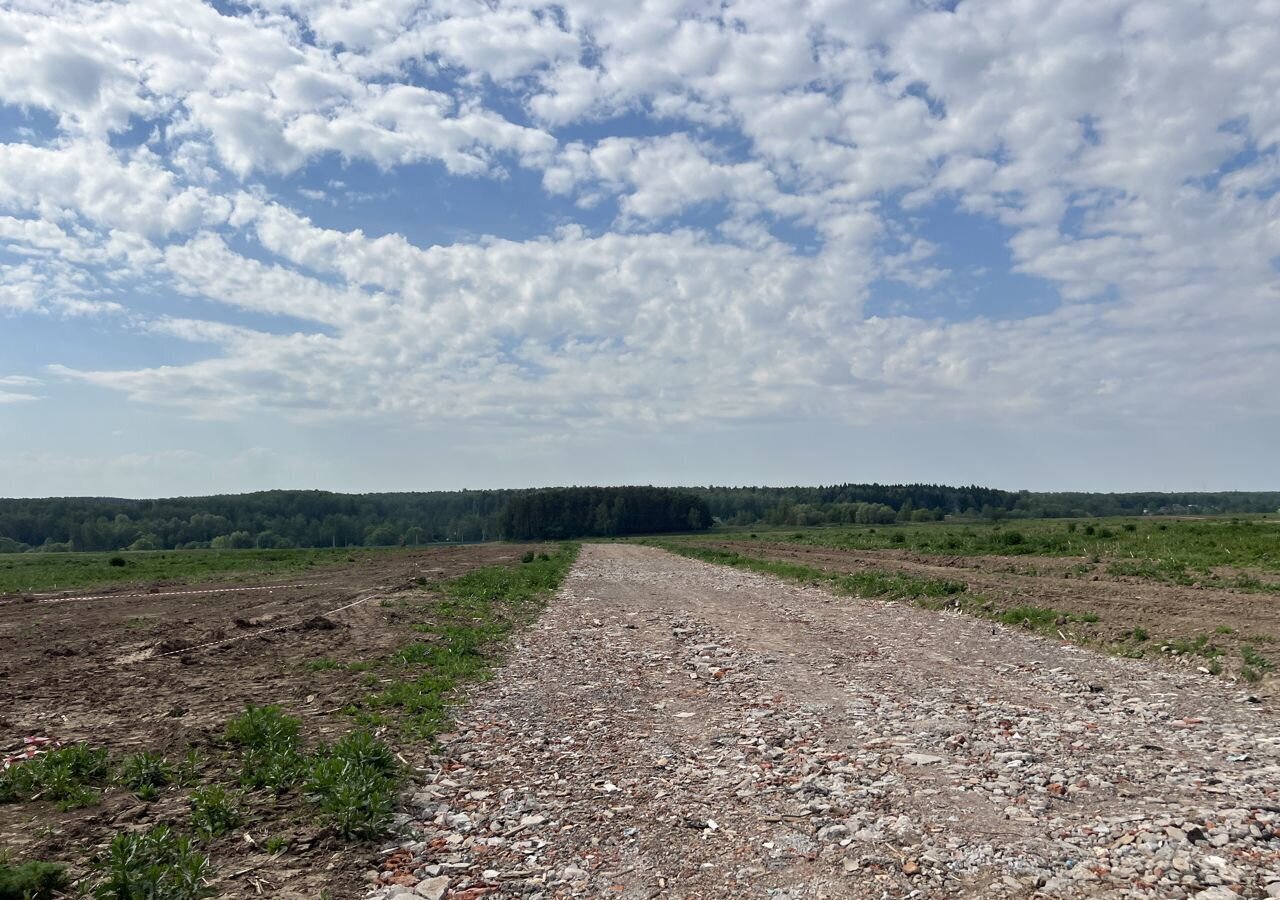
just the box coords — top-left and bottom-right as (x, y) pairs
(1, 485), (1278, 553)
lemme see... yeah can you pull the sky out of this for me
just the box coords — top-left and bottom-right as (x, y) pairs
(0, 0), (1278, 498)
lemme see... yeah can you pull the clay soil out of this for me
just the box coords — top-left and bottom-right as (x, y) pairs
(0, 544), (530, 899)
(707, 541), (1280, 682)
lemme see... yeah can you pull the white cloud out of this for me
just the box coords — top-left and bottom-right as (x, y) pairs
(0, 0), (1277, 449)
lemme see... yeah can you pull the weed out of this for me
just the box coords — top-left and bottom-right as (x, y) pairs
(119, 752), (173, 798)
(1129, 627), (1150, 642)
(0, 857), (68, 900)
(264, 836), (288, 856)
(225, 706), (304, 791)
(1240, 645), (1273, 672)
(225, 705), (300, 751)
(0, 744), (109, 809)
(90, 826), (214, 900)
(304, 735), (400, 841)
(1215, 625), (1235, 635)
(189, 786), (243, 840)
(175, 749), (206, 787)
(656, 545), (966, 603)
(304, 658), (340, 672)
(1240, 666), (1261, 683)
(520, 550), (536, 563)
(999, 607), (1060, 631)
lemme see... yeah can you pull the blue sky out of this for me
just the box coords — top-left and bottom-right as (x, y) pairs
(1, 0), (1278, 497)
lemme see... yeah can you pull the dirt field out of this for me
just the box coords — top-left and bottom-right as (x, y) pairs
(372, 544), (1279, 900)
(0, 545), (529, 898)
(705, 540), (1280, 683)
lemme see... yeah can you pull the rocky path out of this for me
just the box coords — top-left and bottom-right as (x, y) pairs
(372, 544), (1280, 900)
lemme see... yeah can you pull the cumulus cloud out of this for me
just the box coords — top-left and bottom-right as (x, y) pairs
(1, 0), (1277, 440)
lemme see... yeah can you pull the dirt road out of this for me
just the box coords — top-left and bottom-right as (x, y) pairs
(377, 545), (1279, 900)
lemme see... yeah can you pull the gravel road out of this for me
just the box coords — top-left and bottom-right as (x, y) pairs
(373, 544), (1280, 900)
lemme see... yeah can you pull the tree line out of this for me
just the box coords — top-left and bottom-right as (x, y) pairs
(498, 487), (711, 540)
(0, 485), (1276, 552)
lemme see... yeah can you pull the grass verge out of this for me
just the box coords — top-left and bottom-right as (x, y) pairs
(650, 542), (967, 600)
(357, 544), (580, 738)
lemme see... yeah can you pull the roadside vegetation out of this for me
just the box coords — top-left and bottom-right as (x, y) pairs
(652, 543), (967, 600)
(0, 543), (579, 896)
(690, 517), (1280, 591)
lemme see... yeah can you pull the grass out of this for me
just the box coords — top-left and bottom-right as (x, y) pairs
(359, 544), (580, 738)
(0, 547), (360, 595)
(998, 606), (1099, 634)
(652, 543), (968, 600)
(691, 517), (1280, 591)
(1241, 644), (1274, 672)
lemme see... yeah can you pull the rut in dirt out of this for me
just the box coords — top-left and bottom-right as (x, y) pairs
(374, 543), (1280, 900)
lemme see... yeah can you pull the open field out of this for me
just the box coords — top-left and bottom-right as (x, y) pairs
(648, 521), (1280, 685)
(701, 517), (1280, 591)
(0, 547), (368, 595)
(0, 544), (575, 899)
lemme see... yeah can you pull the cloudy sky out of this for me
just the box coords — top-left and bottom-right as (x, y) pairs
(0, 0), (1277, 498)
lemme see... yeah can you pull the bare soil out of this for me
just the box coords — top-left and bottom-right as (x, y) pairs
(708, 541), (1280, 680)
(0, 545), (528, 899)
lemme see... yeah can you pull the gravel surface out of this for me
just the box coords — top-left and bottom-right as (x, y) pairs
(370, 544), (1280, 899)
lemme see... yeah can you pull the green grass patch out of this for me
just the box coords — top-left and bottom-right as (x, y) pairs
(0, 547), (361, 595)
(1241, 644), (1274, 672)
(686, 517), (1280, 591)
(0, 744), (110, 810)
(360, 544), (579, 738)
(654, 543), (967, 601)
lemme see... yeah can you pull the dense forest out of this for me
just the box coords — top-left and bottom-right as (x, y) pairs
(499, 487), (711, 540)
(0, 485), (1276, 552)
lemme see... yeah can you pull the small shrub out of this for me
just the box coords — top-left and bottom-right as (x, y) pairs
(90, 826), (214, 900)
(998, 530), (1025, 546)
(304, 758), (396, 840)
(0, 744), (109, 809)
(1066, 522), (1077, 533)
(108, 556), (128, 567)
(120, 752), (173, 798)
(225, 706), (304, 791)
(190, 786), (242, 839)
(890, 532), (906, 544)
(1123, 523), (1137, 532)
(1083, 525), (1096, 536)
(1130, 627), (1150, 642)
(520, 550), (536, 564)
(0, 858), (68, 900)
(225, 705), (300, 752)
